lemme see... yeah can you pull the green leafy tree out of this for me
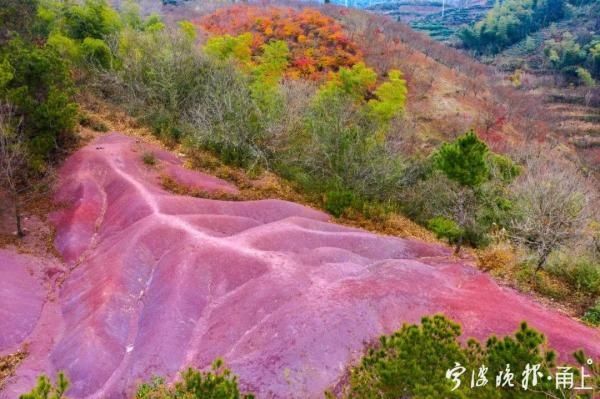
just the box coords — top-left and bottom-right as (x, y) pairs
(250, 40), (289, 114)
(318, 62), (377, 102)
(178, 21), (197, 42)
(543, 32), (592, 84)
(46, 32), (80, 62)
(415, 137), (518, 254)
(293, 80), (404, 212)
(460, 0), (566, 54)
(62, 0), (121, 41)
(1, 39), (78, 167)
(204, 33), (253, 66)
(426, 131), (491, 253)
(433, 130), (489, 188)
(576, 67), (595, 87)
(368, 69), (407, 124)
(252, 40), (289, 85)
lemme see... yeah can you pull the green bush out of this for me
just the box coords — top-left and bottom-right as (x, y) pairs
(325, 189), (358, 217)
(433, 130), (489, 188)
(142, 152), (157, 166)
(20, 361), (253, 399)
(345, 315), (468, 398)
(198, 36), (292, 168)
(19, 372), (69, 399)
(570, 261), (600, 296)
(107, 25), (216, 144)
(404, 132), (517, 253)
(583, 300), (600, 326)
(80, 37), (112, 68)
(547, 254), (600, 298)
(147, 111), (184, 144)
(63, 0), (121, 41)
(428, 216), (465, 249)
(135, 359), (254, 399)
(343, 315), (558, 399)
(576, 67), (596, 86)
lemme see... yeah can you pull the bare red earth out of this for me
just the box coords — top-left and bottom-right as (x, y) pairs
(1, 133), (599, 398)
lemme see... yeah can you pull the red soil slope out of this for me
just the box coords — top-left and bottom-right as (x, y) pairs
(1, 133), (599, 398)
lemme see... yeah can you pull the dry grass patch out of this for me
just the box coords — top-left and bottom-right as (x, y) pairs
(476, 243), (516, 272)
(0, 349), (27, 391)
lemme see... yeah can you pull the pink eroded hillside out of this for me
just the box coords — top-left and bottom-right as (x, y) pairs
(1, 133), (599, 398)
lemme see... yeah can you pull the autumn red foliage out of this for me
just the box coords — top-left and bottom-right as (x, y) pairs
(198, 5), (362, 80)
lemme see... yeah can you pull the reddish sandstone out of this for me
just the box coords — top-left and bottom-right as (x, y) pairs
(1, 133), (598, 398)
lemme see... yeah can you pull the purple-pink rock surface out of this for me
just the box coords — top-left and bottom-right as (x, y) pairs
(1, 133), (599, 398)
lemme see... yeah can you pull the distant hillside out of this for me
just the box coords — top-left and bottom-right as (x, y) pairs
(459, 0), (600, 175)
(286, 0), (494, 41)
(364, 0), (493, 41)
(128, 0), (492, 42)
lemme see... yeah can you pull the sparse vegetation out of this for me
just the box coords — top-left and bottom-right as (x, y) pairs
(0, 104), (29, 236)
(0, 349), (27, 391)
(583, 300), (600, 326)
(135, 359), (254, 399)
(508, 154), (591, 271)
(19, 372), (69, 399)
(79, 113), (108, 132)
(142, 152), (157, 166)
(19, 361), (254, 399)
(19, 317), (599, 398)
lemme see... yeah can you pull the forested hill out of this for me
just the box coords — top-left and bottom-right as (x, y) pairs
(303, 0), (493, 42)
(457, 0), (600, 175)
(462, 0), (600, 83)
(366, 0), (492, 41)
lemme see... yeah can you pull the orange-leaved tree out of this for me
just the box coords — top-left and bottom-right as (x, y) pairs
(198, 5), (362, 80)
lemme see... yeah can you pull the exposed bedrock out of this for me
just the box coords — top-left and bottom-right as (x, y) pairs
(1, 133), (598, 398)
